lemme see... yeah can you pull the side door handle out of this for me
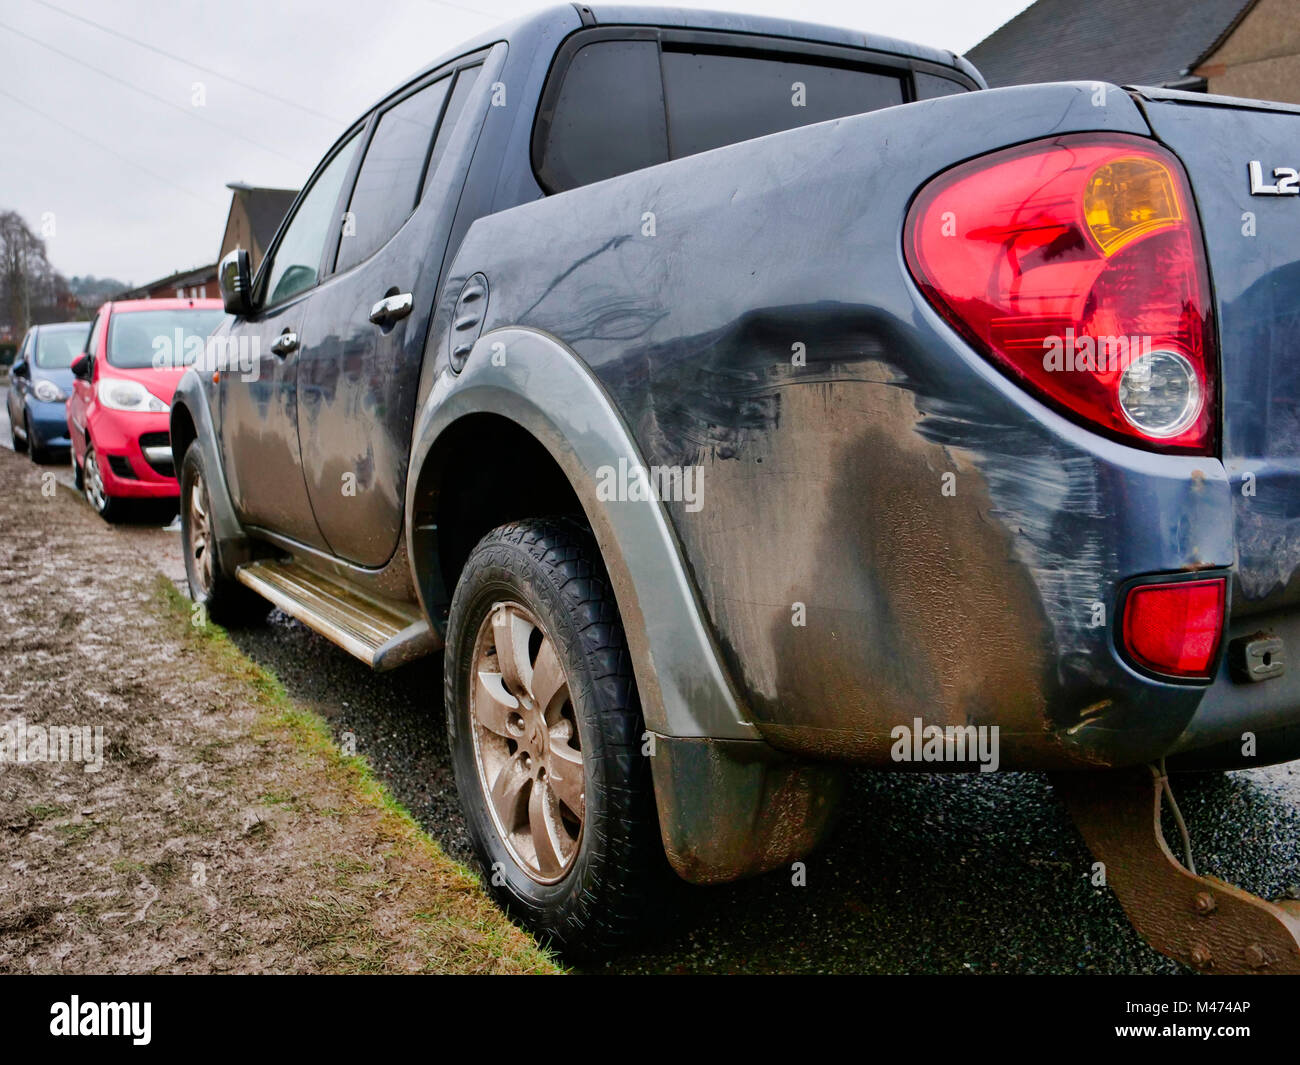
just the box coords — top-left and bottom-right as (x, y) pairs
(368, 292), (413, 328)
(270, 330), (299, 357)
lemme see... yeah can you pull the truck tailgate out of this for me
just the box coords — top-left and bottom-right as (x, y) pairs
(1136, 88), (1300, 615)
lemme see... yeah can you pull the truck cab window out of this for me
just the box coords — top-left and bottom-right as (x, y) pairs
(535, 41), (668, 192)
(535, 37), (906, 193)
(660, 48), (905, 158)
(914, 71), (970, 99)
(336, 77), (452, 274)
(422, 65), (484, 199)
(261, 129), (361, 306)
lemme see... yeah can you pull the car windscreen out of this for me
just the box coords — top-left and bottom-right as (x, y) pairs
(106, 309), (225, 369)
(34, 323), (91, 369)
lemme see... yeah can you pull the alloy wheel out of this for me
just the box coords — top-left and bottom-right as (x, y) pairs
(469, 601), (585, 883)
(186, 469), (214, 595)
(83, 447), (106, 513)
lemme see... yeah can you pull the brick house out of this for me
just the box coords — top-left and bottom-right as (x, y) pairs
(969, 0), (1300, 106)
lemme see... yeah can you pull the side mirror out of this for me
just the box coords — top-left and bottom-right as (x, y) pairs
(70, 353), (91, 380)
(10, 358), (28, 378)
(219, 248), (254, 316)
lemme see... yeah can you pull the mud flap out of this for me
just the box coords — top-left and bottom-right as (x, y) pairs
(1051, 766), (1300, 973)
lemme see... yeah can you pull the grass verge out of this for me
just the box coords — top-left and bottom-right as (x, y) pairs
(156, 575), (562, 975)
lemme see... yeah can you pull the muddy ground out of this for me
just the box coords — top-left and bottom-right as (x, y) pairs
(3, 389), (1300, 973)
(0, 444), (555, 974)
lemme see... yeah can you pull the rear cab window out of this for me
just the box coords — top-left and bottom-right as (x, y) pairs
(659, 48), (904, 157)
(533, 29), (975, 194)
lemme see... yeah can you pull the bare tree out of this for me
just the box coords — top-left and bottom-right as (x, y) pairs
(0, 210), (69, 333)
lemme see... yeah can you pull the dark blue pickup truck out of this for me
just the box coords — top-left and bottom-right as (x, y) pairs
(172, 5), (1300, 966)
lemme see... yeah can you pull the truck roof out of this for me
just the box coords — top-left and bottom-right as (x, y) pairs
(584, 4), (966, 69)
(399, 4), (977, 107)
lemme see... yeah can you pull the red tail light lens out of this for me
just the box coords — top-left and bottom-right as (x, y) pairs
(904, 134), (1216, 453)
(1121, 577), (1226, 679)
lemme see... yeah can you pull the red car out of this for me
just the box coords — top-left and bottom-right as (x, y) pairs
(69, 298), (225, 521)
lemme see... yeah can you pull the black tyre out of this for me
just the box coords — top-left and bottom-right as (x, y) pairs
(10, 407), (27, 453)
(179, 445), (270, 626)
(27, 414), (52, 464)
(82, 442), (130, 523)
(445, 518), (659, 957)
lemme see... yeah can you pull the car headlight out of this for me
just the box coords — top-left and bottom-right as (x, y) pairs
(32, 379), (66, 403)
(96, 378), (167, 413)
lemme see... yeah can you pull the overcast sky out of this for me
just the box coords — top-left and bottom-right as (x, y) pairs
(0, 0), (1032, 285)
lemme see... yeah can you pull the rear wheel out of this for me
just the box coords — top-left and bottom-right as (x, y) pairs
(445, 518), (660, 957)
(179, 445), (269, 626)
(82, 442), (129, 522)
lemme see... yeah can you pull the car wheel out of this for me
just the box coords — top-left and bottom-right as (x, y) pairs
(445, 517), (660, 957)
(10, 408), (27, 453)
(82, 442), (129, 522)
(26, 414), (51, 464)
(179, 445), (269, 626)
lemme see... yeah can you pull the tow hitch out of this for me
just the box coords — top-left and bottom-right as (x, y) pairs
(1050, 765), (1300, 973)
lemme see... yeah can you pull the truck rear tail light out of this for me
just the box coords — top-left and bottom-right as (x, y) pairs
(1121, 577), (1226, 680)
(904, 134), (1216, 453)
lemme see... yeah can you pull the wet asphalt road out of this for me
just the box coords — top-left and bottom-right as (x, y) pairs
(6, 384), (1300, 973)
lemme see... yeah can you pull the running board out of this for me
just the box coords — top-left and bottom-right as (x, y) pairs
(235, 559), (437, 670)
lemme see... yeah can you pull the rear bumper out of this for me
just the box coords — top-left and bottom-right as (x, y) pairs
(88, 407), (177, 498)
(1168, 602), (1300, 767)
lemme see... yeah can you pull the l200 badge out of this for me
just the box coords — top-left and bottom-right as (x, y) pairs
(1249, 160), (1300, 195)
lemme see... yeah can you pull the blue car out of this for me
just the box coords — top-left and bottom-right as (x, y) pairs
(7, 320), (89, 461)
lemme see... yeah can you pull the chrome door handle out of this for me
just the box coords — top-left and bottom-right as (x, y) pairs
(271, 330), (299, 357)
(369, 292), (413, 327)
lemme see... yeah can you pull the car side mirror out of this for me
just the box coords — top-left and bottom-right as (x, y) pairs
(10, 358), (28, 378)
(219, 248), (254, 316)
(70, 353), (91, 380)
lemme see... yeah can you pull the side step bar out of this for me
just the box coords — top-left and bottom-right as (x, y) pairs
(235, 559), (438, 670)
(1052, 766), (1300, 974)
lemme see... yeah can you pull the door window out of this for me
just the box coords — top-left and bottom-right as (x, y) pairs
(421, 65), (483, 199)
(335, 77), (452, 273)
(261, 130), (362, 306)
(85, 312), (105, 358)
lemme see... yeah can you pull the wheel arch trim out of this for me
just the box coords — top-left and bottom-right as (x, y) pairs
(170, 369), (250, 559)
(406, 326), (758, 740)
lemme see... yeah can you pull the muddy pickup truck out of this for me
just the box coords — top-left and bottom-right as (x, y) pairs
(174, 5), (1300, 966)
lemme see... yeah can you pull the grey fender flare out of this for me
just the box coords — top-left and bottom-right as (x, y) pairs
(405, 326), (759, 742)
(171, 368), (251, 566)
